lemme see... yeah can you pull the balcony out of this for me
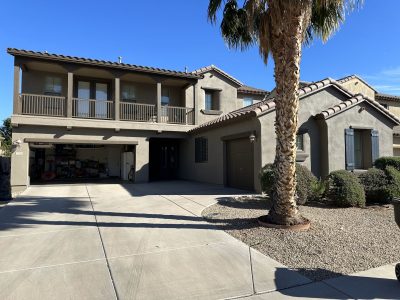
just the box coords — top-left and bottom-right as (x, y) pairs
(21, 93), (66, 117)
(19, 93), (195, 125)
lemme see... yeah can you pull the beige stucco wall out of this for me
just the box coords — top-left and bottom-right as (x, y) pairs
(10, 125), (187, 195)
(184, 70), (241, 125)
(377, 99), (400, 119)
(180, 118), (262, 191)
(324, 102), (394, 176)
(340, 78), (376, 99)
(258, 86), (349, 178)
(22, 70), (68, 97)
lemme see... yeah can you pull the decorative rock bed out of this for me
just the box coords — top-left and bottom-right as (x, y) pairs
(202, 196), (400, 281)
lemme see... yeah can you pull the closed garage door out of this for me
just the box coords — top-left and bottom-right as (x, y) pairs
(226, 138), (254, 190)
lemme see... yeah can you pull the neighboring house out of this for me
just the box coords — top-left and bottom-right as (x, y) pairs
(7, 48), (268, 195)
(8, 48), (399, 194)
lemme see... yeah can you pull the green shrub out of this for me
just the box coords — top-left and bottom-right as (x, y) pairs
(326, 170), (366, 207)
(383, 166), (400, 202)
(259, 163), (319, 205)
(358, 168), (389, 204)
(374, 156), (400, 171)
(259, 164), (275, 196)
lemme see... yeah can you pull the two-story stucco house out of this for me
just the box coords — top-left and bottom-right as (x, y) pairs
(8, 48), (400, 195)
(7, 48), (268, 195)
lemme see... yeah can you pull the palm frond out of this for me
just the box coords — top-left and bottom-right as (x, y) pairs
(307, 0), (363, 44)
(219, 0), (256, 50)
(208, 0), (225, 23)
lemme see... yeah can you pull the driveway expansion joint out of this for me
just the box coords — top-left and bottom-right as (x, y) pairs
(85, 185), (119, 300)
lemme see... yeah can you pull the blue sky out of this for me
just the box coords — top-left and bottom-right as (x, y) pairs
(1, 0), (399, 121)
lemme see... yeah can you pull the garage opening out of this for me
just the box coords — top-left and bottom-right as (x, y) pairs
(226, 138), (254, 191)
(149, 138), (179, 181)
(29, 143), (135, 183)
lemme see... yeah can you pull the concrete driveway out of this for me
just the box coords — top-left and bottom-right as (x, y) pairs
(0, 181), (397, 299)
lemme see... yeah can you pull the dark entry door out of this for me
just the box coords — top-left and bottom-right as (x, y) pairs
(226, 138), (254, 190)
(149, 139), (179, 181)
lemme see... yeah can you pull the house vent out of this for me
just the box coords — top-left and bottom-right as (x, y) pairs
(118, 56), (122, 63)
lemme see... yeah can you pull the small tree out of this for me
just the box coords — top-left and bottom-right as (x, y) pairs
(0, 118), (12, 157)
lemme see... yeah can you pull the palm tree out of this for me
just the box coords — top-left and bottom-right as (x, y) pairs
(208, 0), (362, 226)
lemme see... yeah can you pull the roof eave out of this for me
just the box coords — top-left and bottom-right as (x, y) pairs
(7, 48), (203, 80)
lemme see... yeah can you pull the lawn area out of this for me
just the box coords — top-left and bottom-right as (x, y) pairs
(202, 196), (400, 281)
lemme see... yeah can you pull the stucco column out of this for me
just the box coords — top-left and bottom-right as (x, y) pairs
(156, 81), (162, 123)
(114, 77), (120, 121)
(67, 72), (73, 118)
(10, 141), (30, 196)
(193, 83), (199, 125)
(13, 63), (21, 114)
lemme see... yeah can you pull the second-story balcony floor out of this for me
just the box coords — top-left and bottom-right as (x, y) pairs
(19, 93), (195, 125)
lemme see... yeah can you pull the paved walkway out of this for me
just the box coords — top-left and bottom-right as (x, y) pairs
(0, 181), (398, 299)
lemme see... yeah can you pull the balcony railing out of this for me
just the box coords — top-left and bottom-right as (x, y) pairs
(120, 102), (156, 122)
(19, 94), (195, 125)
(160, 106), (195, 125)
(72, 98), (114, 120)
(21, 93), (66, 117)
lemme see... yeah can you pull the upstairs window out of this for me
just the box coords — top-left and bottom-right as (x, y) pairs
(296, 134), (304, 151)
(44, 76), (62, 95)
(122, 84), (137, 102)
(243, 97), (253, 107)
(195, 137), (208, 163)
(205, 91), (218, 110)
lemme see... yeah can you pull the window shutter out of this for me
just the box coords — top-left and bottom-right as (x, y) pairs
(371, 130), (379, 164)
(345, 128), (355, 171)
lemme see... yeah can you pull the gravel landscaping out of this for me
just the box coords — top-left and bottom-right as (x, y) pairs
(202, 196), (400, 281)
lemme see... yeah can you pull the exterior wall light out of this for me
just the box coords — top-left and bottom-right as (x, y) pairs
(11, 139), (22, 152)
(249, 133), (256, 143)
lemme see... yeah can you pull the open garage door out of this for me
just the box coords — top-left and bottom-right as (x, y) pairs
(226, 138), (254, 190)
(29, 143), (129, 183)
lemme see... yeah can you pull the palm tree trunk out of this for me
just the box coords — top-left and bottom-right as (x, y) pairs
(266, 0), (312, 225)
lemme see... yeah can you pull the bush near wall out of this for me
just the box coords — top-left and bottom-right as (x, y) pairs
(358, 168), (389, 204)
(382, 166), (400, 202)
(358, 164), (400, 204)
(259, 163), (319, 205)
(326, 170), (366, 207)
(374, 156), (400, 171)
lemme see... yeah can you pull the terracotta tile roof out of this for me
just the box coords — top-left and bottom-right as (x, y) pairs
(192, 65), (243, 86)
(190, 78), (340, 133)
(376, 93), (400, 102)
(7, 48), (202, 80)
(190, 78), (400, 133)
(336, 75), (377, 92)
(317, 93), (400, 125)
(237, 85), (269, 95)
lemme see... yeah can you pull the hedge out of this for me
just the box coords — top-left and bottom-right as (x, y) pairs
(374, 156), (400, 171)
(326, 170), (365, 207)
(358, 168), (389, 204)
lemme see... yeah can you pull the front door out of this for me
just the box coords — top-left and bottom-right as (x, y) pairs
(149, 139), (179, 181)
(354, 130), (364, 169)
(226, 138), (254, 190)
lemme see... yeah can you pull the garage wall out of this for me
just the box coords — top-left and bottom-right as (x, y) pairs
(11, 126), (187, 194)
(180, 118), (262, 191)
